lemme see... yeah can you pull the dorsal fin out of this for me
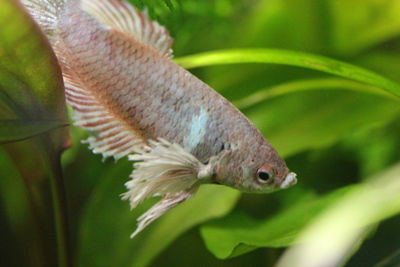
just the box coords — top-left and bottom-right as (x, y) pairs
(81, 0), (173, 58)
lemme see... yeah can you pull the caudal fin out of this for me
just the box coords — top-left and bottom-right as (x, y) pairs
(20, 0), (67, 43)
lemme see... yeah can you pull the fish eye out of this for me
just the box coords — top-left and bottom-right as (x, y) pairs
(257, 170), (273, 183)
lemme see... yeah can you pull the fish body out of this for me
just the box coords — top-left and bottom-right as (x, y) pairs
(22, 0), (297, 236)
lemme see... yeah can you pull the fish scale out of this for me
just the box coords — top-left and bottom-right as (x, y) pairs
(22, 0), (297, 237)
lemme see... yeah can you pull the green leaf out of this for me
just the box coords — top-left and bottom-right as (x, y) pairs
(78, 162), (240, 267)
(0, 120), (67, 144)
(0, 1), (70, 266)
(277, 163), (400, 267)
(200, 186), (356, 259)
(175, 49), (400, 98)
(0, 0), (68, 144)
(233, 77), (396, 109)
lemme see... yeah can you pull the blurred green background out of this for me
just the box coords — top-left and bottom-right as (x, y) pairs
(1, 0), (400, 266)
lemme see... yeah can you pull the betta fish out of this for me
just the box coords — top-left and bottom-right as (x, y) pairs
(22, 0), (297, 237)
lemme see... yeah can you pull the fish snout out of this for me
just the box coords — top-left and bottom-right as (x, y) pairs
(279, 172), (297, 189)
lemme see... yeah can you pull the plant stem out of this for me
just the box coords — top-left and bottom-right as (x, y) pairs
(45, 148), (72, 267)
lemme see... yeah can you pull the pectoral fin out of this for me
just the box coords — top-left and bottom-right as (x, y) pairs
(122, 138), (214, 236)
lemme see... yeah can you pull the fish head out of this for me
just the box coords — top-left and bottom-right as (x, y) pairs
(213, 144), (297, 193)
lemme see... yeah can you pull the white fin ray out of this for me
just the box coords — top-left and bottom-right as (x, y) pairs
(81, 0), (173, 58)
(66, 86), (143, 160)
(130, 190), (193, 238)
(65, 77), (145, 160)
(122, 138), (210, 209)
(122, 138), (214, 237)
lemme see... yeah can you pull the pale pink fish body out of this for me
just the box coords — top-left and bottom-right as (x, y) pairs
(22, 0), (297, 237)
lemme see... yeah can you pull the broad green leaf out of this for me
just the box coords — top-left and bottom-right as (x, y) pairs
(277, 163), (400, 267)
(0, 0), (68, 145)
(0, 1), (69, 266)
(78, 161), (240, 267)
(175, 49), (400, 98)
(200, 186), (357, 259)
(0, 120), (67, 144)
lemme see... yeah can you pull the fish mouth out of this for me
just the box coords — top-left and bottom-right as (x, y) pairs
(280, 172), (297, 189)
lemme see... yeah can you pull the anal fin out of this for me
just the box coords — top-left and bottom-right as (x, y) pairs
(130, 190), (193, 238)
(64, 75), (144, 160)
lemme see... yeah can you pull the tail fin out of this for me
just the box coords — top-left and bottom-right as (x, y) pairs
(21, 0), (67, 43)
